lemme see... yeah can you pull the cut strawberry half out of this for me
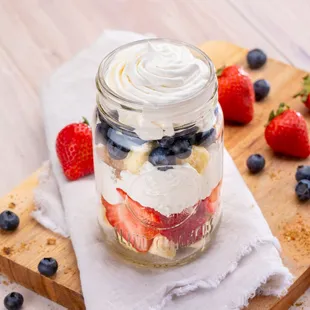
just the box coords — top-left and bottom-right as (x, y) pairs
(101, 196), (158, 252)
(204, 181), (222, 215)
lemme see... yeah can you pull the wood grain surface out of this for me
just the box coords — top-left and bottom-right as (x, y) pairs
(0, 40), (309, 310)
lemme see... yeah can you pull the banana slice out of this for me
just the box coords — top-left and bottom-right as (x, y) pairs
(178, 146), (209, 174)
(116, 233), (138, 253)
(148, 235), (176, 259)
(123, 143), (152, 174)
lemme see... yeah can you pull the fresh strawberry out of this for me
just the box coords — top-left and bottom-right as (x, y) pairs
(160, 201), (209, 247)
(293, 75), (310, 109)
(265, 103), (310, 158)
(116, 188), (162, 227)
(217, 65), (255, 124)
(101, 195), (158, 252)
(56, 117), (94, 181)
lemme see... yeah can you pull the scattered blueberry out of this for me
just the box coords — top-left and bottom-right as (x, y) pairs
(247, 49), (267, 69)
(157, 166), (174, 172)
(107, 139), (129, 160)
(149, 147), (176, 166)
(0, 211), (20, 231)
(38, 257), (58, 277)
(171, 139), (192, 159)
(295, 180), (310, 202)
(295, 165), (310, 181)
(254, 79), (270, 101)
(246, 154), (265, 174)
(158, 136), (175, 148)
(4, 292), (24, 310)
(195, 128), (216, 147)
(95, 122), (109, 145)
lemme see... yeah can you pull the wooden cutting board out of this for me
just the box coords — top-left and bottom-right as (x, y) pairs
(0, 41), (309, 310)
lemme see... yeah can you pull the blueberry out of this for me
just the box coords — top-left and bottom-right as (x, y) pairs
(254, 79), (270, 101)
(296, 165), (310, 181)
(295, 180), (310, 202)
(195, 128), (216, 147)
(4, 292), (24, 310)
(246, 154), (265, 174)
(108, 128), (145, 150)
(95, 122), (109, 145)
(158, 136), (175, 148)
(157, 166), (173, 172)
(0, 211), (20, 231)
(38, 257), (58, 277)
(247, 49), (267, 69)
(171, 139), (192, 159)
(175, 126), (198, 145)
(149, 147), (176, 166)
(107, 139), (129, 160)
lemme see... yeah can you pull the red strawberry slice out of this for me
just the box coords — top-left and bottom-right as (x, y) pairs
(101, 196), (158, 252)
(160, 201), (209, 247)
(205, 181), (222, 215)
(116, 188), (162, 227)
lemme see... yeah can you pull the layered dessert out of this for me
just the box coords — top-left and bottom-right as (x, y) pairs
(94, 39), (223, 266)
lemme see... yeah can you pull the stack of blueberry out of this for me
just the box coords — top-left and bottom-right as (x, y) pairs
(95, 109), (217, 168)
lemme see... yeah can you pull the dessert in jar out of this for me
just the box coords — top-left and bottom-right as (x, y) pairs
(93, 39), (223, 267)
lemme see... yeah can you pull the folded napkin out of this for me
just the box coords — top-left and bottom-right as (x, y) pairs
(33, 30), (293, 310)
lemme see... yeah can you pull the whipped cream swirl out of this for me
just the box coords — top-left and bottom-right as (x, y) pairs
(105, 41), (210, 105)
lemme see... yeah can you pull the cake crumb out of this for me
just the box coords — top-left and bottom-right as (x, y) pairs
(47, 238), (56, 245)
(2, 280), (9, 286)
(2, 247), (13, 255)
(294, 302), (303, 307)
(8, 202), (16, 209)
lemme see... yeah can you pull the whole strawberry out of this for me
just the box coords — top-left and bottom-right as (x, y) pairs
(217, 65), (255, 124)
(56, 117), (94, 181)
(265, 103), (310, 158)
(293, 75), (310, 109)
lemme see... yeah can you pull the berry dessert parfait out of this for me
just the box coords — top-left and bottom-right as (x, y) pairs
(93, 39), (223, 267)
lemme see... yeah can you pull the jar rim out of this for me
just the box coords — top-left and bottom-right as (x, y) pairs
(96, 38), (216, 111)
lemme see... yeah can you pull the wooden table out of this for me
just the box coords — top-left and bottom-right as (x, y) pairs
(0, 0), (309, 309)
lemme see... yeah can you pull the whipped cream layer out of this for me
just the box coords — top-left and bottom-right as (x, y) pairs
(95, 144), (222, 217)
(106, 42), (209, 105)
(101, 40), (217, 140)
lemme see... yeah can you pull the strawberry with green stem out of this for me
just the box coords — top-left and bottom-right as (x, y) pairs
(293, 75), (310, 109)
(265, 103), (310, 158)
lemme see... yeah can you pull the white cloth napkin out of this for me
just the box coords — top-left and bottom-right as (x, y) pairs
(33, 30), (293, 310)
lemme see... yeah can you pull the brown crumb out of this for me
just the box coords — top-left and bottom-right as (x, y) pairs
(8, 202), (16, 209)
(2, 247), (13, 255)
(295, 302), (303, 307)
(2, 280), (9, 286)
(282, 216), (310, 256)
(47, 238), (56, 245)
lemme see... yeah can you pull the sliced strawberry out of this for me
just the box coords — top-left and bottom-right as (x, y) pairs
(102, 196), (158, 252)
(160, 201), (209, 247)
(116, 188), (162, 227)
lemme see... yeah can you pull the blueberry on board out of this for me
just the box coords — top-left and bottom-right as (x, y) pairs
(38, 257), (58, 277)
(107, 139), (129, 160)
(254, 79), (270, 101)
(107, 128), (145, 150)
(246, 154), (265, 174)
(195, 128), (216, 148)
(247, 49), (267, 69)
(158, 136), (175, 148)
(0, 211), (20, 231)
(295, 165), (310, 181)
(149, 147), (176, 166)
(171, 139), (192, 159)
(4, 292), (24, 310)
(295, 180), (310, 202)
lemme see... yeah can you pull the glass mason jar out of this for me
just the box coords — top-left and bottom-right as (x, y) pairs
(93, 39), (223, 267)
